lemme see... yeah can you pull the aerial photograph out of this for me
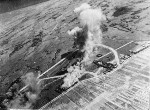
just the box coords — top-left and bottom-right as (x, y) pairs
(0, 0), (149, 109)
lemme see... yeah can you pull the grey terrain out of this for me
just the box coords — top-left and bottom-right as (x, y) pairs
(0, 0), (150, 108)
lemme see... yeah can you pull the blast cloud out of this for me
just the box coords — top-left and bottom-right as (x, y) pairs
(63, 3), (120, 88)
(72, 3), (120, 65)
(4, 72), (41, 109)
(4, 3), (120, 109)
(62, 62), (85, 88)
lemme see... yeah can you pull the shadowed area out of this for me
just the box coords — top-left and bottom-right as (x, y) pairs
(0, 0), (51, 14)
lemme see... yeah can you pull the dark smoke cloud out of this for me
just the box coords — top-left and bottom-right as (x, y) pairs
(73, 25), (88, 50)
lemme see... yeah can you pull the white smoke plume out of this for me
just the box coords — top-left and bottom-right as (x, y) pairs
(62, 62), (85, 88)
(67, 26), (82, 36)
(63, 3), (121, 88)
(72, 3), (120, 65)
(62, 61), (103, 88)
(82, 32), (97, 65)
(26, 92), (38, 104)
(72, 3), (105, 65)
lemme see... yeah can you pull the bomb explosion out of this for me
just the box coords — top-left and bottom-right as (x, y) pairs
(1, 3), (120, 109)
(62, 3), (120, 88)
